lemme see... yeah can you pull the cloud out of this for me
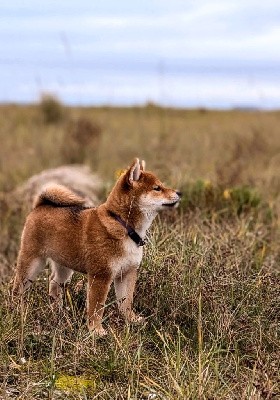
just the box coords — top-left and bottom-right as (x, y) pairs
(1, 0), (280, 107)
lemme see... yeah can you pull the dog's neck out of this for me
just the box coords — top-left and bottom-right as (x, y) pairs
(135, 208), (157, 237)
(111, 207), (157, 238)
(105, 199), (157, 239)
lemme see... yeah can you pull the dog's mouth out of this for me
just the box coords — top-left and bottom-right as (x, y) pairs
(162, 200), (179, 208)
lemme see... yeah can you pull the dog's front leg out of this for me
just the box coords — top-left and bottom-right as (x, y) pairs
(114, 267), (143, 323)
(87, 273), (112, 336)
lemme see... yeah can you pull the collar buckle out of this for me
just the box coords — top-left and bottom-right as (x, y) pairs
(128, 230), (146, 247)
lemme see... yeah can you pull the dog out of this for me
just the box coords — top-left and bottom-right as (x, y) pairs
(13, 158), (181, 335)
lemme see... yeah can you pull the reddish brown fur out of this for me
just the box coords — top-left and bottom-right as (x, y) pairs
(33, 184), (88, 208)
(13, 159), (181, 335)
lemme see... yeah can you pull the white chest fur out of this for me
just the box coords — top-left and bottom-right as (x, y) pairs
(110, 238), (143, 278)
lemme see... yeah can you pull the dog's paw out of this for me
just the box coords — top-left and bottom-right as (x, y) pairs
(89, 324), (107, 337)
(96, 326), (107, 336)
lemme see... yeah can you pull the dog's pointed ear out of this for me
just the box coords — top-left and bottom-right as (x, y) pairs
(140, 160), (146, 171)
(126, 158), (141, 185)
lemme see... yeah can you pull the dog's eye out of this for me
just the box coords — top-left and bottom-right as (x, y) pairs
(153, 186), (161, 191)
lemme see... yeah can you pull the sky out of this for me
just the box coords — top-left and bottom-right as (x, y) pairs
(1, 0), (280, 108)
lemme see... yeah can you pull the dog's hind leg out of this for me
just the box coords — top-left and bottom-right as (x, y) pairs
(49, 260), (74, 301)
(13, 255), (46, 296)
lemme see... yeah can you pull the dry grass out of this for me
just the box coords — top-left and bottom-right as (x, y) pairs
(0, 104), (279, 399)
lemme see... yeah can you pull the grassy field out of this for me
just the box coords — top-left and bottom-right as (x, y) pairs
(0, 101), (279, 399)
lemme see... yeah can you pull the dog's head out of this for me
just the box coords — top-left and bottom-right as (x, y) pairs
(115, 158), (181, 212)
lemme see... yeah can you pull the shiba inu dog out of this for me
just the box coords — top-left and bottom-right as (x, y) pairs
(13, 158), (181, 335)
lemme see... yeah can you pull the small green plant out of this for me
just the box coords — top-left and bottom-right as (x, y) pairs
(227, 186), (261, 213)
(55, 375), (96, 395)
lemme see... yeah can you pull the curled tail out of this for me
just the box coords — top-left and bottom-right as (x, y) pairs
(33, 184), (88, 209)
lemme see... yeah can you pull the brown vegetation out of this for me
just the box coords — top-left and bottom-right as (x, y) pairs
(0, 104), (279, 399)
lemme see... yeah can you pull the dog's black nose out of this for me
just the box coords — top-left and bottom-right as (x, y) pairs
(176, 191), (182, 197)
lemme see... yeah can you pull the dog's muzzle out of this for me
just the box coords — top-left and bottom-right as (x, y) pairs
(162, 191), (182, 208)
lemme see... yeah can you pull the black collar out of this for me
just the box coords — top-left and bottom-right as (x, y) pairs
(108, 210), (146, 247)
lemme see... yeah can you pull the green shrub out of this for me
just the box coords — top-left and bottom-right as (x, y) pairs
(180, 180), (266, 217)
(39, 94), (65, 124)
